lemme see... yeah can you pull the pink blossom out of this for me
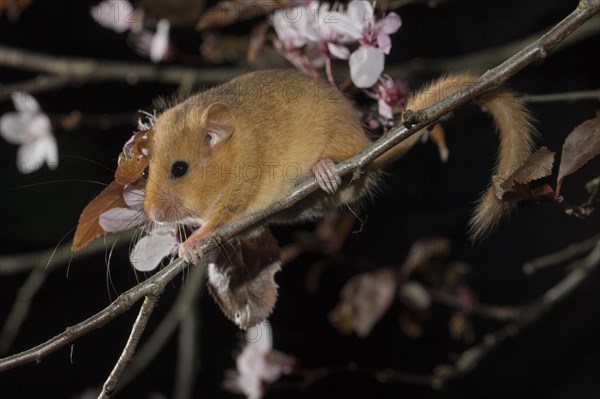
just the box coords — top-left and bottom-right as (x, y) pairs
(90, 0), (136, 34)
(0, 92), (58, 174)
(132, 19), (172, 63)
(368, 74), (408, 120)
(332, 1), (402, 87)
(129, 226), (179, 272)
(224, 321), (295, 399)
(99, 185), (147, 232)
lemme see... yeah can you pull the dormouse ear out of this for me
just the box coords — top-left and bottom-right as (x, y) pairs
(203, 102), (234, 148)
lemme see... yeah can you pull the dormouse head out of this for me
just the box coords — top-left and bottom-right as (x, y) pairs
(143, 102), (235, 224)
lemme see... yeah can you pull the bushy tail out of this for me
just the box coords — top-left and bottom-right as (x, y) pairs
(373, 74), (536, 240)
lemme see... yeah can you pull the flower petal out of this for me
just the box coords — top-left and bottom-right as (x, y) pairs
(11, 92), (41, 114)
(377, 32), (392, 55)
(349, 46), (384, 88)
(378, 98), (394, 120)
(16, 137), (51, 174)
(378, 12), (401, 34)
(123, 185), (146, 209)
(0, 113), (27, 144)
(90, 0), (133, 34)
(130, 233), (179, 271)
(150, 19), (170, 63)
(28, 113), (53, 141)
(327, 42), (350, 60)
(347, 0), (374, 24)
(99, 207), (145, 232)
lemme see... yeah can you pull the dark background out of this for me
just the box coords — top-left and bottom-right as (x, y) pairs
(1, 0), (599, 398)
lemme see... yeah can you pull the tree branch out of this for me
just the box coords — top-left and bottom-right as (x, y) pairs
(520, 89), (600, 103)
(98, 295), (160, 399)
(1, 0), (598, 373)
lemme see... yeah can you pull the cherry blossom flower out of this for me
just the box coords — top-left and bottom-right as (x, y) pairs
(332, 1), (402, 87)
(0, 92), (58, 174)
(90, 0), (136, 34)
(367, 74), (408, 120)
(98, 185), (178, 271)
(132, 19), (172, 63)
(99, 185), (147, 232)
(129, 226), (179, 272)
(224, 321), (295, 399)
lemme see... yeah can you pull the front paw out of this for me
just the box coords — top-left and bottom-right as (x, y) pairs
(178, 235), (204, 264)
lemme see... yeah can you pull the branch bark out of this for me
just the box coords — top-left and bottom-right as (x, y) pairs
(98, 295), (160, 399)
(1, 0), (598, 374)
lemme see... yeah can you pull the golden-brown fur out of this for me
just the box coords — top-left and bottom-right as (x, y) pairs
(144, 69), (535, 243)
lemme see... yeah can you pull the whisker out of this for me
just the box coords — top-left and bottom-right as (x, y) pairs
(9, 179), (109, 191)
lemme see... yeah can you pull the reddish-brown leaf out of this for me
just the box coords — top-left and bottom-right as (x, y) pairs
(72, 181), (126, 251)
(206, 230), (281, 329)
(493, 147), (555, 203)
(557, 115), (600, 195)
(328, 268), (397, 337)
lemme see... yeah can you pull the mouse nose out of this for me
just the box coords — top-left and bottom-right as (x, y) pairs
(147, 206), (166, 222)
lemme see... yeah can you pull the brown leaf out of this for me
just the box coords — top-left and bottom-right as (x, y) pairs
(115, 130), (154, 185)
(493, 147), (555, 202)
(72, 181), (126, 251)
(557, 115), (600, 195)
(206, 230), (282, 330)
(139, 0), (207, 27)
(429, 123), (449, 162)
(328, 268), (397, 338)
(247, 20), (270, 63)
(398, 237), (451, 281)
(0, 0), (32, 22)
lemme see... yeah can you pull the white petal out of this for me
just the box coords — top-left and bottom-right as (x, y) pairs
(347, 1), (374, 22)
(349, 46), (385, 88)
(378, 12), (402, 34)
(123, 185), (146, 209)
(130, 234), (178, 271)
(90, 0), (132, 33)
(17, 136), (56, 174)
(39, 133), (59, 169)
(11, 92), (40, 114)
(0, 113), (27, 144)
(99, 207), (145, 232)
(150, 19), (170, 63)
(378, 99), (394, 120)
(327, 42), (350, 60)
(27, 113), (52, 140)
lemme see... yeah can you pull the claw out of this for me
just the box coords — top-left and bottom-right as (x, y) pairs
(312, 159), (341, 195)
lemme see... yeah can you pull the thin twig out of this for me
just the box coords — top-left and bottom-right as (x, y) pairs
(520, 89), (600, 103)
(523, 233), (600, 274)
(0, 258), (185, 372)
(115, 265), (205, 393)
(173, 306), (197, 399)
(1, 0), (598, 373)
(432, 238), (600, 388)
(98, 295), (160, 399)
(0, 267), (48, 354)
(0, 233), (134, 275)
(1, 14), (597, 100)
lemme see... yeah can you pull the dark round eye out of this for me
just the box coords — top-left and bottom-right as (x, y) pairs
(142, 166), (149, 180)
(171, 161), (189, 179)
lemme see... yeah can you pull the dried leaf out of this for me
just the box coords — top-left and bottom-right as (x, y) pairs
(398, 281), (431, 311)
(429, 123), (449, 162)
(72, 181), (126, 251)
(0, 0), (32, 22)
(328, 268), (397, 338)
(206, 230), (281, 330)
(493, 147), (555, 203)
(398, 237), (451, 281)
(247, 20), (270, 63)
(139, 0), (207, 27)
(557, 115), (600, 195)
(115, 130), (153, 185)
